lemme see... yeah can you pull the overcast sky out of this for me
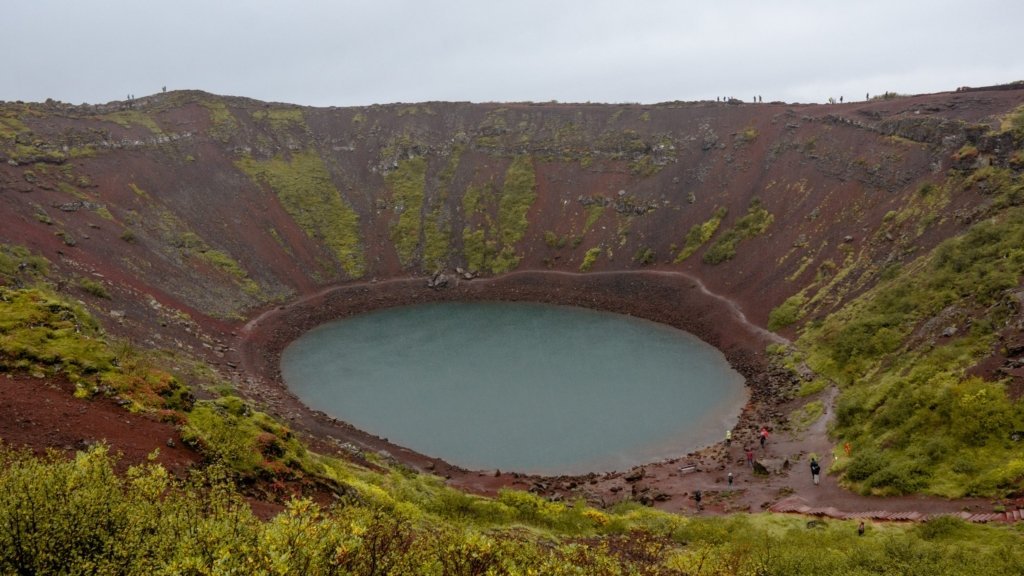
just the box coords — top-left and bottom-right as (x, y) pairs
(5, 1), (1024, 107)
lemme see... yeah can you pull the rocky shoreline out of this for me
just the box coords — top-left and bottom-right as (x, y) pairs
(232, 270), (799, 508)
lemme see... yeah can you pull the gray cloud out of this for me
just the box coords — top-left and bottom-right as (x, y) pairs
(4, 0), (1023, 106)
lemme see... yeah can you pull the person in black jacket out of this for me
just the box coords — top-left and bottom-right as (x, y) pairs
(810, 458), (821, 485)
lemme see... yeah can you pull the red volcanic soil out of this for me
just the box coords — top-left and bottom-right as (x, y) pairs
(0, 374), (199, 475)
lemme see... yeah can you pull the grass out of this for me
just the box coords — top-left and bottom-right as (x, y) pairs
(252, 107), (306, 133)
(461, 157), (536, 274)
(385, 157), (427, 267)
(768, 292), (807, 331)
(201, 99), (237, 141)
(579, 246), (602, 271)
(99, 110), (163, 134)
(3, 444), (1023, 575)
(77, 278), (110, 299)
(674, 206), (727, 263)
(795, 193), (1024, 496)
(703, 199), (773, 264)
(236, 150), (365, 278)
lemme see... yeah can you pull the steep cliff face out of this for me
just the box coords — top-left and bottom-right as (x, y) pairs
(3, 87), (1021, 345)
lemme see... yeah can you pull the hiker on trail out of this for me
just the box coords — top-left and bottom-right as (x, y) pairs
(726, 429), (732, 446)
(759, 427), (769, 449)
(810, 458), (821, 485)
(746, 448), (755, 467)
(858, 521), (866, 536)
(693, 490), (703, 511)
(727, 472), (733, 486)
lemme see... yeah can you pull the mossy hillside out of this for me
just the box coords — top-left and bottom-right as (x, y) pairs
(461, 156), (537, 274)
(98, 110), (163, 134)
(181, 395), (313, 479)
(3, 445), (1023, 575)
(0, 287), (191, 411)
(421, 145), (463, 271)
(797, 200), (1024, 497)
(0, 244), (49, 284)
(236, 150), (365, 278)
(252, 108), (306, 133)
(201, 99), (238, 141)
(385, 156), (427, 267)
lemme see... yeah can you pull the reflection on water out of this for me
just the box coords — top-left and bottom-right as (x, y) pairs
(281, 302), (747, 474)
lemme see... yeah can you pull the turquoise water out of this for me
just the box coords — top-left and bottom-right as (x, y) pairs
(280, 302), (747, 475)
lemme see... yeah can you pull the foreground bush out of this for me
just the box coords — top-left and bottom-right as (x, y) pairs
(1, 445), (1023, 575)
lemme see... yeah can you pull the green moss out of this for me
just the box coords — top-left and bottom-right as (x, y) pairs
(579, 246), (602, 272)
(421, 146), (462, 270)
(99, 110), (162, 134)
(129, 183), (149, 198)
(236, 151), (365, 278)
(674, 206), (727, 263)
(633, 246), (656, 265)
(182, 396), (311, 478)
(201, 100), (237, 141)
(252, 108), (306, 133)
(197, 249), (260, 295)
(737, 127), (759, 143)
(385, 157), (427, 267)
(703, 199), (773, 264)
(583, 204), (605, 233)
(77, 278), (110, 299)
(497, 155), (537, 248)
(0, 244), (49, 282)
(422, 209), (450, 271)
(460, 157), (536, 274)
(768, 293), (807, 331)
(800, 201), (1024, 496)
(789, 400), (825, 432)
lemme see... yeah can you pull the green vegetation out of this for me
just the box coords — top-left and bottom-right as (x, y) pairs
(0, 244), (49, 282)
(633, 246), (656, 265)
(674, 206), (727, 263)
(2, 445), (1023, 574)
(796, 200), (1024, 496)
(421, 146), (462, 271)
(99, 110), (163, 134)
(703, 199), (773, 264)
(385, 157), (427, 267)
(201, 100), (238, 141)
(237, 150), (365, 278)
(182, 395), (313, 478)
(579, 246), (602, 272)
(789, 400), (825, 432)
(583, 204), (605, 233)
(768, 292), (807, 331)
(497, 156), (537, 248)
(461, 156), (537, 274)
(737, 126), (759, 143)
(544, 230), (567, 249)
(77, 278), (110, 299)
(252, 107), (306, 133)
(0, 287), (189, 410)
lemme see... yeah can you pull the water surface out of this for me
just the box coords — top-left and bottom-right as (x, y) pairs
(281, 301), (746, 474)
